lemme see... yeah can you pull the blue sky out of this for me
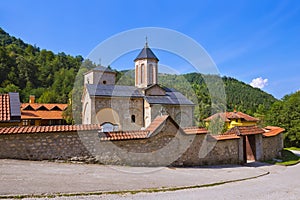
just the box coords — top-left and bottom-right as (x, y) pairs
(0, 0), (299, 99)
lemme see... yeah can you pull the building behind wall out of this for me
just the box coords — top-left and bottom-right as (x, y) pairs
(82, 42), (195, 131)
(0, 93), (21, 127)
(204, 111), (259, 130)
(21, 95), (68, 126)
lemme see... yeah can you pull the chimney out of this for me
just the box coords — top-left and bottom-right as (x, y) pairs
(29, 95), (35, 104)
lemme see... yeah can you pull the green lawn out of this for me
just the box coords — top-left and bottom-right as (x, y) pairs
(265, 149), (300, 166)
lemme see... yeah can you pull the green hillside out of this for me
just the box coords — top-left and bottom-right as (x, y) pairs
(0, 27), (84, 103)
(0, 27), (276, 123)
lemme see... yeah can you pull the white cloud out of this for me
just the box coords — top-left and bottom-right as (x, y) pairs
(250, 77), (268, 89)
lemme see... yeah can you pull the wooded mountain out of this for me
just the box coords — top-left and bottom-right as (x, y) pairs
(0, 27), (83, 103)
(0, 27), (277, 123)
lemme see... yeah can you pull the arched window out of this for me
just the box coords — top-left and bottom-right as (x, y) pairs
(135, 65), (138, 84)
(140, 64), (144, 84)
(153, 65), (157, 84)
(148, 64), (153, 84)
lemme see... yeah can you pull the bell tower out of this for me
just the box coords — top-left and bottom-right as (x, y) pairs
(134, 39), (159, 88)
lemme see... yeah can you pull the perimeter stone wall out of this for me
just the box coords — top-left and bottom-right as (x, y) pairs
(262, 133), (284, 161)
(0, 132), (92, 160)
(0, 125), (281, 166)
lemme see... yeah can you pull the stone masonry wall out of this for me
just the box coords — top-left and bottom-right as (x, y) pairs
(173, 134), (241, 166)
(94, 97), (144, 131)
(0, 132), (92, 160)
(262, 133), (283, 161)
(80, 118), (191, 166)
(0, 127), (241, 167)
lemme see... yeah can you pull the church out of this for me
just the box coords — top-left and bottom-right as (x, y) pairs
(82, 42), (195, 131)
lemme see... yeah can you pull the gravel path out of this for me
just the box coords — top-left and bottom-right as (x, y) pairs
(30, 163), (299, 200)
(0, 159), (288, 199)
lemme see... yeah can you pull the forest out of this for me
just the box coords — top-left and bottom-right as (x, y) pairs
(0, 27), (299, 147)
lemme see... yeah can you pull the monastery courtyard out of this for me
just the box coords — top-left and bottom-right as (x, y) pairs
(1, 159), (300, 200)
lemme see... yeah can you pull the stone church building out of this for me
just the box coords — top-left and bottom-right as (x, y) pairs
(82, 42), (195, 131)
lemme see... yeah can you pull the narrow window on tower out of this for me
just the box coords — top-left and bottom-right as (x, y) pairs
(131, 115), (136, 123)
(153, 65), (157, 84)
(149, 64), (153, 84)
(141, 64), (144, 84)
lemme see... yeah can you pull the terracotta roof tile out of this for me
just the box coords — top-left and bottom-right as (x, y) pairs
(145, 115), (169, 133)
(263, 126), (285, 137)
(224, 125), (265, 136)
(99, 130), (150, 141)
(183, 127), (208, 135)
(213, 134), (240, 141)
(20, 103), (68, 121)
(0, 94), (10, 121)
(21, 110), (65, 120)
(0, 124), (102, 135)
(21, 103), (68, 111)
(204, 111), (259, 122)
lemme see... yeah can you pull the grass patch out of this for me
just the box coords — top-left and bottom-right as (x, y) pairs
(267, 149), (300, 166)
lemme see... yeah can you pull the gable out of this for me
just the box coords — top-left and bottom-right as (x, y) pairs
(22, 105), (35, 110)
(144, 84), (166, 96)
(50, 105), (63, 111)
(36, 105), (48, 110)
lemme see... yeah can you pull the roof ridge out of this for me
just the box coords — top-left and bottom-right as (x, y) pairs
(134, 45), (159, 61)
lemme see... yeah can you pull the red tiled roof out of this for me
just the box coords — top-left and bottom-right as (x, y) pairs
(263, 126), (285, 137)
(145, 115), (169, 133)
(99, 130), (150, 141)
(213, 134), (240, 141)
(0, 94), (10, 122)
(21, 103), (68, 120)
(21, 110), (65, 120)
(183, 127), (208, 135)
(204, 111), (259, 122)
(20, 111), (41, 119)
(21, 103), (68, 111)
(0, 124), (150, 141)
(0, 124), (102, 135)
(224, 125), (265, 136)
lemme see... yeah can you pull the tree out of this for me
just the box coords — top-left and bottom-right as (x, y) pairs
(37, 90), (58, 103)
(266, 91), (300, 147)
(0, 83), (20, 93)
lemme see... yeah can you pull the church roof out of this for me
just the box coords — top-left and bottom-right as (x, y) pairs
(86, 84), (194, 105)
(134, 43), (159, 61)
(86, 84), (143, 97)
(145, 88), (194, 105)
